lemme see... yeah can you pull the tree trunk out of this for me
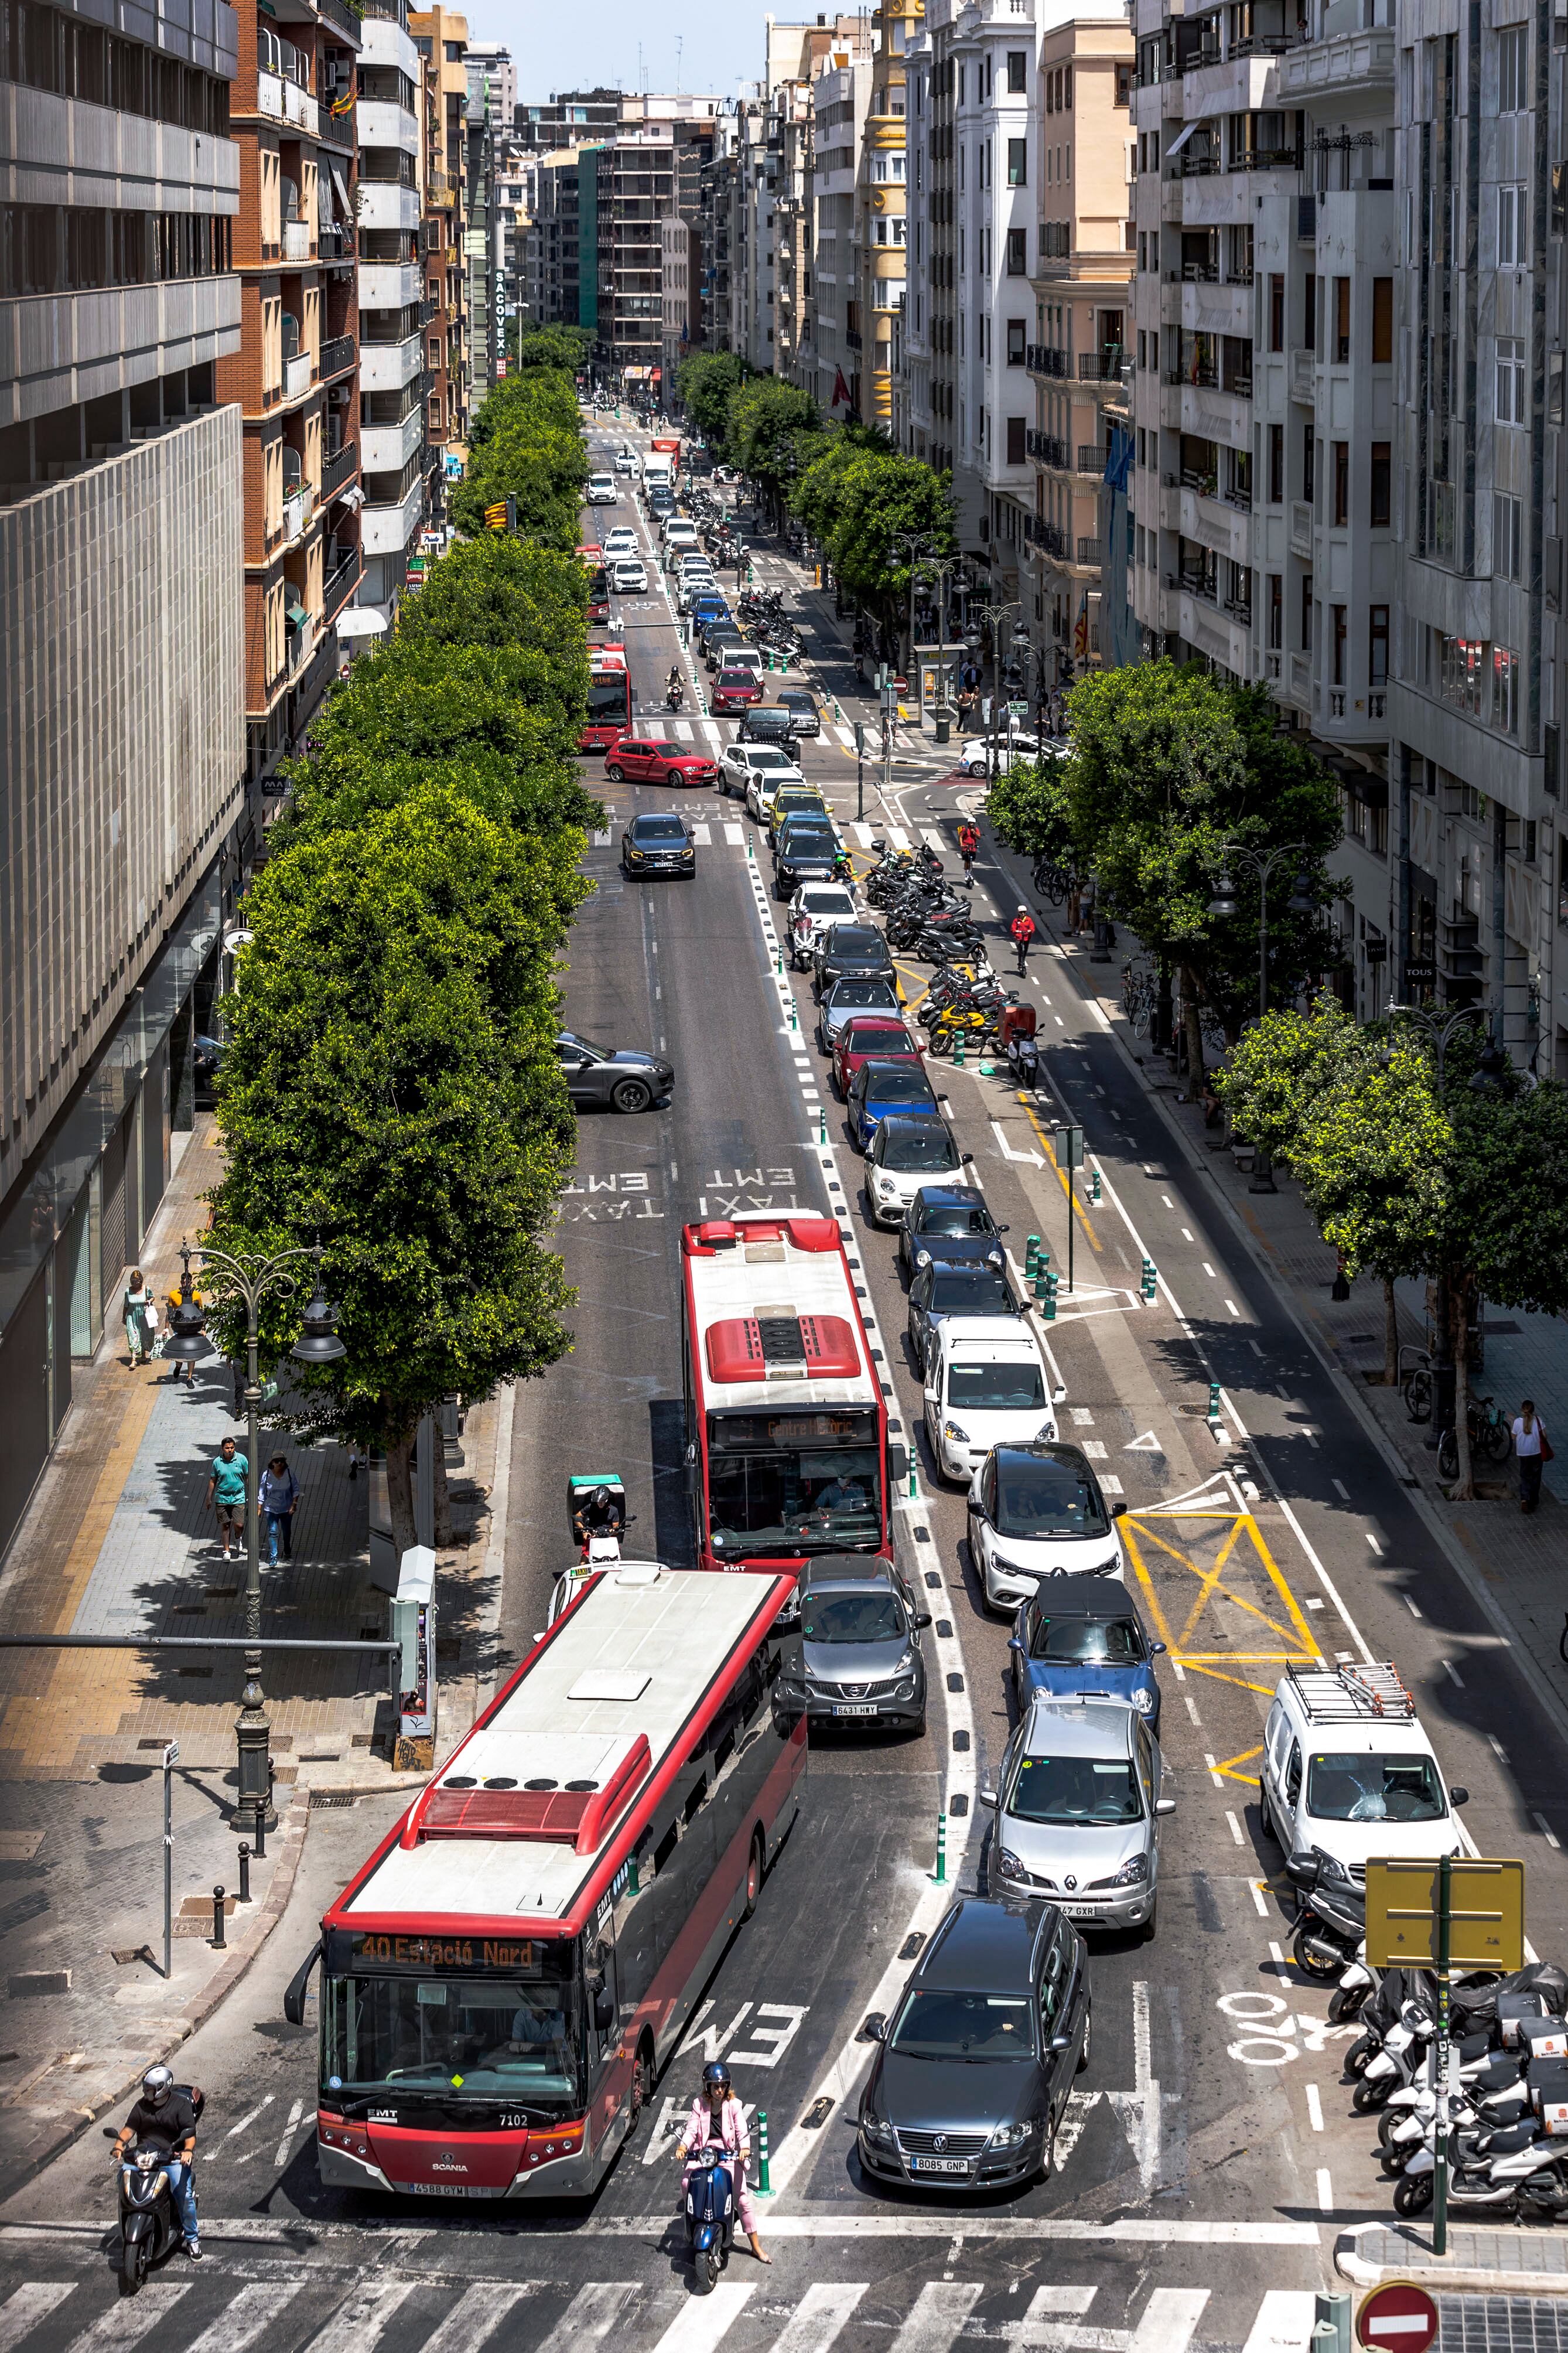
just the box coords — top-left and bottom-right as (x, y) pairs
(384, 1413), (420, 1557)
(1382, 1275), (1400, 1390)
(1181, 966), (1206, 1093)
(1450, 1272), (1475, 1499)
(433, 1431), (453, 1549)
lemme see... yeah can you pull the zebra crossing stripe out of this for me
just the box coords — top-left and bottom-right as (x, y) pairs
(534, 2283), (638, 2353)
(60, 2283), (192, 2353)
(648, 2284), (756, 2353)
(920, 828), (946, 854)
(0, 2286), (73, 2353)
(702, 722), (722, 747)
(302, 2282), (418, 2353)
(645, 722), (667, 740)
(833, 726), (857, 749)
(888, 826), (913, 852)
(176, 2282), (306, 2353)
(674, 721), (695, 740)
(890, 2284), (983, 2353)
(417, 2283), (539, 2353)
(851, 822), (876, 847)
(692, 824), (712, 845)
(724, 823), (745, 845)
(1241, 2291), (1318, 2352)
(766, 2284), (869, 2353)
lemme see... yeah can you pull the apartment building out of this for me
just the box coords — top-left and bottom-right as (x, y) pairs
(512, 87), (621, 158)
(0, 0), (245, 1547)
(698, 130), (743, 353)
(354, 0), (428, 620)
(221, 0), (364, 781)
(852, 0), (918, 429)
(527, 145), (593, 330)
(467, 112), (500, 393)
(464, 40), (513, 134)
(590, 119), (719, 381)
(661, 213), (703, 384)
(811, 54), (874, 414)
(411, 5), (470, 499)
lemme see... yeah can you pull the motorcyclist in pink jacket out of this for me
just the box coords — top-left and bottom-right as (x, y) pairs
(675, 2061), (771, 2265)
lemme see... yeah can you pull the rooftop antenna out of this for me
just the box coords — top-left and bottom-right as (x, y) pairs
(675, 33), (684, 93)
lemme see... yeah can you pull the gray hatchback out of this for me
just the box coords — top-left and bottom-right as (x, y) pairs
(983, 1695), (1173, 1940)
(788, 1555), (930, 1733)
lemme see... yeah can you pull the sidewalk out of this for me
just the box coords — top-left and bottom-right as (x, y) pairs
(0, 1112), (514, 2194)
(1339, 2217), (1568, 2295)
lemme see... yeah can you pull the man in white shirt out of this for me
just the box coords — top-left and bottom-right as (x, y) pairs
(1511, 1397), (1547, 1515)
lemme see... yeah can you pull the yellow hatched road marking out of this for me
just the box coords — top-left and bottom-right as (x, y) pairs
(1211, 1744), (1265, 1786)
(1122, 1511), (1324, 1675)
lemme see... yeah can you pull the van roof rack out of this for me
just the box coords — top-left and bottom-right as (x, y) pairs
(1285, 1660), (1416, 1723)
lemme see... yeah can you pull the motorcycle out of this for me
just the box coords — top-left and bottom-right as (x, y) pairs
(1285, 1850), (1367, 1983)
(667, 678), (685, 711)
(1395, 2123), (1568, 2219)
(105, 2124), (189, 2296)
(684, 2143), (737, 2293)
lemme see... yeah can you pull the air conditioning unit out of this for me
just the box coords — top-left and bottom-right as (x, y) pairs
(329, 383), (352, 408)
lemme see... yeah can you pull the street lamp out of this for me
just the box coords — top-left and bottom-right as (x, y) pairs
(1206, 841), (1318, 1192)
(965, 598), (1030, 779)
(168, 1240), (346, 1833)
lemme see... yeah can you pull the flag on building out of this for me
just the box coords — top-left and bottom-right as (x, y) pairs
(1074, 593), (1090, 660)
(831, 367), (852, 408)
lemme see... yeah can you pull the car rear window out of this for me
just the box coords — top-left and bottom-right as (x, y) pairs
(802, 890), (856, 914)
(993, 1450), (1109, 1540)
(921, 1203), (993, 1236)
(876, 1121), (958, 1172)
(848, 1024), (913, 1055)
(929, 1267), (1014, 1314)
(948, 1359), (1046, 1410)
(864, 1067), (932, 1102)
(830, 927), (883, 954)
(1029, 1614), (1144, 1663)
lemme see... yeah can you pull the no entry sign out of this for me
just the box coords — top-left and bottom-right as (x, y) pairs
(1357, 2282), (1439, 2353)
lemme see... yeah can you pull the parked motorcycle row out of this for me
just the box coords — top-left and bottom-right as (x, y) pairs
(1287, 1850), (1568, 2219)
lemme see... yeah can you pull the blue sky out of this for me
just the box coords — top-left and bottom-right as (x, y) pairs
(464, 0), (778, 108)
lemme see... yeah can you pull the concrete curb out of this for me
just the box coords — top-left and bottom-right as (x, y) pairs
(1335, 2219), (1568, 2294)
(0, 1791), (312, 2205)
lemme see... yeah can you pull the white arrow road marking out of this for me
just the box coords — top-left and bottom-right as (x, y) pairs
(1105, 1983), (1180, 2196)
(223, 2095), (274, 2141)
(272, 2097), (304, 2168)
(1052, 2089), (1100, 2167)
(1125, 1433), (1163, 1452)
(990, 1118), (1044, 1168)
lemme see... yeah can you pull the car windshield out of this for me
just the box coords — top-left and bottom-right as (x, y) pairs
(888, 1990), (1034, 2061)
(930, 1268), (1014, 1314)
(783, 826), (835, 850)
(324, 1973), (584, 2115)
(831, 928), (883, 956)
(706, 1444), (883, 1556)
(748, 750), (795, 771)
(718, 671), (754, 687)
(1306, 1752), (1446, 1822)
(559, 1032), (607, 1060)
(804, 892), (857, 915)
(634, 817), (686, 842)
(948, 1360), (1047, 1410)
(1030, 1615), (1143, 1663)
(878, 1122), (959, 1172)
(920, 1203), (993, 1236)
(994, 1452), (1109, 1540)
(864, 1067), (931, 1103)
(802, 1591), (905, 1645)
(1007, 1754), (1143, 1826)
(834, 981), (899, 1012)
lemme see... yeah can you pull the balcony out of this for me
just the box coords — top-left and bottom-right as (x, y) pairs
(319, 332), (356, 383)
(283, 350), (314, 400)
(1289, 346), (1314, 404)
(358, 259), (421, 309)
(282, 482), (316, 544)
(1027, 429), (1069, 469)
(322, 439), (358, 497)
(318, 0), (361, 39)
(361, 408), (423, 473)
(1023, 514), (1068, 559)
(1079, 350), (1129, 385)
(1079, 445), (1108, 476)
(1279, 20), (1395, 104)
(357, 99), (419, 154)
(1077, 536), (1101, 566)
(323, 543), (363, 620)
(317, 223), (357, 263)
(287, 613), (317, 673)
(1171, 566), (1218, 606)
(1290, 499), (1313, 555)
(361, 473), (425, 555)
(357, 181), (421, 233)
(1027, 343), (1070, 378)
(359, 331), (422, 390)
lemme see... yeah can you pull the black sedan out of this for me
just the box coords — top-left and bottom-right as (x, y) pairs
(773, 818), (848, 898)
(899, 1184), (1009, 1278)
(858, 1897), (1090, 2191)
(774, 688), (822, 738)
(556, 1031), (675, 1114)
(813, 922), (897, 997)
(621, 810), (696, 877)
(738, 707), (802, 750)
(907, 1258), (1022, 1369)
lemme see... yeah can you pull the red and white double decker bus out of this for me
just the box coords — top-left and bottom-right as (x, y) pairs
(289, 1563), (804, 2200)
(582, 640), (632, 751)
(681, 1213), (891, 1571)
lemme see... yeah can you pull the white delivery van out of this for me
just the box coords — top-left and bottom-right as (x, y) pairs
(1259, 1660), (1467, 1882)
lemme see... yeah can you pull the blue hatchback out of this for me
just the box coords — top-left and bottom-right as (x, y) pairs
(846, 1058), (941, 1152)
(1008, 1583), (1165, 1733)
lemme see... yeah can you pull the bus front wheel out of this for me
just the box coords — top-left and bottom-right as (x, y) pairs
(629, 2033), (654, 2129)
(742, 1830), (765, 1921)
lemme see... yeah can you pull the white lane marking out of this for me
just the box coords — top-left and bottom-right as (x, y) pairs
(1249, 1880), (1269, 1916)
(1306, 2083), (1324, 2133)
(1490, 1733), (1509, 1759)
(692, 824), (712, 845)
(1243, 2291), (1321, 2352)
(1331, 1479), (1350, 1499)
(702, 722), (722, 746)
(888, 826), (913, 851)
(1316, 2167), (1333, 2213)
(223, 2095), (274, 2141)
(1181, 1227), (1194, 1241)
(767, 2284), (869, 2353)
(0, 2287), (74, 2353)
(1225, 1298), (1241, 1318)
(644, 721), (667, 739)
(1106, 1982), (1173, 2199)
(418, 2285), (538, 2353)
(534, 2284), (638, 2353)
(835, 725), (858, 748)
(1442, 1656), (1464, 1687)
(1403, 1593), (1423, 1619)
(1536, 1812), (1561, 1849)
(1225, 1810), (1244, 1846)
(889, 2284), (982, 2353)
(1184, 1693), (1201, 1725)
(272, 2096), (304, 2168)
(1366, 1532), (1382, 1555)
(1204, 1754), (1223, 1788)
(725, 823), (744, 845)
(0, 2212), (1323, 2245)
(674, 720), (694, 740)
(1202, 1262), (1217, 1278)
(648, 2284), (757, 2353)
(177, 2284), (308, 2353)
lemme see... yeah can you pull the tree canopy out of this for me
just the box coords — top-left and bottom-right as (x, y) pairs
(678, 350), (758, 440)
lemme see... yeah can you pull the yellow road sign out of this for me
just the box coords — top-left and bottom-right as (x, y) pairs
(1365, 1856), (1525, 1971)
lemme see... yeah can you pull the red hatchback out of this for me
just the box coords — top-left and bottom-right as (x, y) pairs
(833, 1014), (921, 1099)
(713, 668), (764, 712)
(604, 736), (721, 787)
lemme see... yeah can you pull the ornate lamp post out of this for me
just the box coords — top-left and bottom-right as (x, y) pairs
(164, 1242), (346, 1833)
(1206, 843), (1318, 1191)
(963, 598), (1031, 779)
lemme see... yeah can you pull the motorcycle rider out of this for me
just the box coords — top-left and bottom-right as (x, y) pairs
(1010, 905), (1036, 977)
(957, 820), (980, 884)
(572, 1484), (623, 1550)
(676, 2061), (771, 2266)
(667, 664), (684, 708)
(113, 2065), (201, 2261)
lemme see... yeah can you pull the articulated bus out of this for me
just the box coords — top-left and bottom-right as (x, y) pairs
(680, 1213), (892, 1572)
(288, 1563), (804, 2199)
(582, 641), (633, 751)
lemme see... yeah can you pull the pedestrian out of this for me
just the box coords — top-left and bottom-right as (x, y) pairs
(259, 1451), (299, 1563)
(164, 1277), (199, 1383)
(957, 819), (980, 885)
(1512, 1398), (1551, 1514)
(123, 1268), (155, 1367)
(1011, 903), (1036, 977)
(346, 1441), (363, 1481)
(205, 1433), (249, 1561)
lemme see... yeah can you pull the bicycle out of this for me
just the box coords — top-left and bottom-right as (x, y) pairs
(1031, 858), (1070, 908)
(1435, 1394), (1514, 1481)
(1120, 962), (1157, 1038)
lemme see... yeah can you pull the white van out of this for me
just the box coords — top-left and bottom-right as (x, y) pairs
(641, 456), (675, 497)
(923, 1318), (1057, 1484)
(1259, 1662), (1467, 1881)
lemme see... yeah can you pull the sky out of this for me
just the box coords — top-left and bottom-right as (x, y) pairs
(463, 0), (784, 109)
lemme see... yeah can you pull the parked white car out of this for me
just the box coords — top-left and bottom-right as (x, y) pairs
(610, 558), (648, 594)
(1259, 1662), (1465, 1881)
(602, 527), (639, 560)
(923, 1318), (1058, 1485)
(958, 734), (1046, 777)
(718, 743), (806, 807)
(787, 882), (859, 967)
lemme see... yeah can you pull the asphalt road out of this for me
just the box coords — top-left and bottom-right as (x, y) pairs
(5, 418), (1568, 2353)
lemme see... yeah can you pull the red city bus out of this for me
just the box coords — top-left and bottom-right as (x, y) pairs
(290, 1563), (804, 2201)
(582, 642), (632, 751)
(576, 541), (610, 624)
(681, 1213), (891, 1571)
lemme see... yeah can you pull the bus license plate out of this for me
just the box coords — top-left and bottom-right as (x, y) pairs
(910, 2156), (968, 2175)
(833, 1703), (877, 1717)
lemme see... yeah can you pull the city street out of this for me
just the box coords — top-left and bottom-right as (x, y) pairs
(6, 420), (1568, 2353)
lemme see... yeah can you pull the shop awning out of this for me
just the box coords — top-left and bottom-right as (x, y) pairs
(286, 601), (310, 628)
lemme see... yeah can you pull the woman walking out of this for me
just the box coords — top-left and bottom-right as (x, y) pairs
(123, 1270), (155, 1367)
(1511, 1399), (1550, 1515)
(259, 1453), (299, 1563)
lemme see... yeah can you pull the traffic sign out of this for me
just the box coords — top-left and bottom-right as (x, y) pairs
(1365, 1855), (1525, 1971)
(1355, 2280), (1438, 2352)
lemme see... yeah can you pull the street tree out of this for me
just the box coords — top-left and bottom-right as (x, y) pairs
(207, 785), (578, 1550)
(678, 350), (756, 441)
(513, 325), (593, 371)
(984, 757), (1073, 865)
(724, 380), (819, 517)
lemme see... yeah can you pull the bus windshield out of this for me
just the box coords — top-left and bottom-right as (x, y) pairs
(326, 1973), (585, 2117)
(586, 677), (630, 719)
(706, 1411), (882, 1555)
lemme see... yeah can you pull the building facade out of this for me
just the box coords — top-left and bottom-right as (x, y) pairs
(809, 55), (874, 415)
(355, 0), (428, 619)
(852, 0), (918, 429)
(412, 4), (470, 503)
(463, 40), (513, 134)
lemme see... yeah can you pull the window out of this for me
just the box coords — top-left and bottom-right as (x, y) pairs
(1300, 572), (1313, 652)
(1439, 635), (1490, 716)
(1495, 490), (1523, 581)
(1498, 22), (1528, 109)
(1115, 62), (1132, 104)
(1268, 572), (1282, 650)
(1334, 275), (1350, 363)
(1006, 225), (1027, 273)
(1007, 137), (1027, 185)
(1303, 271), (1317, 350)
(1331, 603), (1347, 684)
(1493, 646), (1520, 735)
(1006, 415), (1026, 463)
(1369, 604), (1389, 684)
(1372, 276), (1393, 362)
(1301, 425), (1315, 505)
(1333, 439), (1349, 527)
(1268, 272), (1285, 351)
(1370, 441), (1391, 527)
(1268, 424), (1283, 504)
(1006, 317), (1026, 363)
(1497, 336), (1526, 423)
(1499, 183), (1527, 267)
(1006, 47), (1026, 89)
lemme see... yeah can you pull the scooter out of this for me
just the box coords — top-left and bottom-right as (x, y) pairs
(1285, 1850), (1367, 1983)
(105, 2126), (185, 2296)
(684, 2143), (737, 2293)
(1395, 2124), (1568, 2218)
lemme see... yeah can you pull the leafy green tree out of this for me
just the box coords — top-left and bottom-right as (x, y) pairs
(514, 325), (593, 371)
(1061, 661), (1342, 1077)
(724, 380), (819, 514)
(985, 758), (1073, 865)
(790, 445), (956, 647)
(678, 350), (756, 440)
(399, 530), (587, 661)
(208, 786), (577, 1550)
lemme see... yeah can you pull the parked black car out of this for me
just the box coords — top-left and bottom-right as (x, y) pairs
(785, 1554), (930, 1734)
(555, 1031), (675, 1113)
(899, 1184), (1009, 1277)
(813, 922), (897, 996)
(907, 1258), (1023, 1368)
(858, 1898), (1091, 2190)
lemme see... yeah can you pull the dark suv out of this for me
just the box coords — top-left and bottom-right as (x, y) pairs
(858, 1898), (1091, 2190)
(788, 1554), (930, 1734)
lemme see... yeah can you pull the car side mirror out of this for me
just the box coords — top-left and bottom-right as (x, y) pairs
(1051, 2034), (1072, 2052)
(1111, 1502), (1128, 1519)
(888, 1442), (909, 1486)
(593, 1987), (616, 2032)
(961, 1150), (974, 1164)
(860, 2013), (886, 2042)
(1286, 1850), (1320, 1887)
(997, 1223), (1010, 1235)
(979, 1785), (998, 1808)
(1053, 1383), (1067, 1403)
(1007, 1637), (1024, 1653)
(1150, 1641), (1167, 1656)
(923, 1386), (938, 1406)
(914, 1610), (932, 1629)
(1450, 1786), (1469, 1807)
(1155, 1796), (1176, 1816)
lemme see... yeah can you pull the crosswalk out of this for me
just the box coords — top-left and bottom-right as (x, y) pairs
(0, 2267), (1328, 2353)
(593, 814), (948, 859)
(635, 718), (865, 752)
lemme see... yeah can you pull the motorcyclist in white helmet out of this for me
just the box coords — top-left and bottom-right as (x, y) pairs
(113, 2065), (201, 2259)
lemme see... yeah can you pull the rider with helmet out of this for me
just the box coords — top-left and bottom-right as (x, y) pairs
(113, 2066), (201, 2260)
(676, 2061), (771, 2265)
(572, 1484), (623, 1546)
(1010, 904), (1036, 975)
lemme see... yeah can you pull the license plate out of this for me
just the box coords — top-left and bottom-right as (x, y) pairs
(910, 2156), (969, 2175)
(833, 1703), (877, 1717)
(397, 2182), (470, 2196)
(1064, 1907), (1104, 1921)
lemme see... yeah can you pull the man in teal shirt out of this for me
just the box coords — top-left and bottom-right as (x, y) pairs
(205, 1435), (250, 1561)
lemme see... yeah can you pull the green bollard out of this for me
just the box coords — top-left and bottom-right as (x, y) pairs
(1208, 1380), (1222, 1421)
(935, 1810), (948, 1884)
(1025, 1235), (1041, 1273)
(908, 1461), (917, 1499)
(819, 1106), (827, 1144)
(790, 997), (798, 1032)
(953, 1032), (965, 1068)
(747, 834), (755, 861)
(1091, 1169), (1102, 1205)
(756, 2109), (772, 2195)
(1043, 1278), (1058, 1324)
(776, 949), (784, 976)
(1033, 1268), (1048, 1302)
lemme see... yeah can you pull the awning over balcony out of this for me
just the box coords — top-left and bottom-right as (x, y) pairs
(336, 606), (390, 639)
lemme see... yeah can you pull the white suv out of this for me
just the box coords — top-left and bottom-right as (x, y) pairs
(586, 474), (617, 505)
(1259, 1662), (1466, 1883)
(720, 744), (806, 804)
(923, 1318), (1058, 1485)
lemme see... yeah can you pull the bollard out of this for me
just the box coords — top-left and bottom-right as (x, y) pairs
(212, 1885), (227, 1949)
(237, 1841), (252, 1904)
(818, 1106), (827, 1144)
(1025, 1235), (1041, 1274)
(935, 1810), (948, 1884)
(628, 1853), (640, 1897)
(953, 1033), (965, 1068)
(790, 997), (798, 1033)
(1091, 1169), (1102, 1206)
(756, 2110), (773, 2195)
(1141, 1257), (1157, 1302)
(776, 949), (784, 976)
(1043, 1277), (1058, 1324)
(908, 1462), (918, 1500)
(252, 1813), (267, 1861)
(747, 834), (755, 861)
(1033, 1269), (1048, 1302)
(1208, 1380), (1222, 1422)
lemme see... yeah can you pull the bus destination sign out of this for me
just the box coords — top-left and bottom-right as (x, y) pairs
(330, 1932), (544, 1973)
